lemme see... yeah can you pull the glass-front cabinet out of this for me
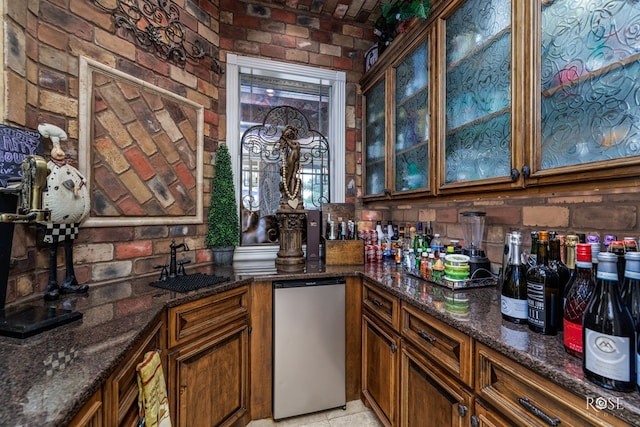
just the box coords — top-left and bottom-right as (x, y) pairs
(362, 29), (432, 198)
(532, 0), (640, 184)
(361, 0), (640, 199)
(440, 0), (517, 190)
(364, 78), (387, 196)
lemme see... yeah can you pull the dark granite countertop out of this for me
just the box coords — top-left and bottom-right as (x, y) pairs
(1, 261), (639, 426)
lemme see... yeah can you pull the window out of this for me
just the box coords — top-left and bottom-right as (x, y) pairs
(226, 54), (346, 264)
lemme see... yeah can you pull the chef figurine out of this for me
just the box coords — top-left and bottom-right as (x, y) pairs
(38, 123), (90, 301)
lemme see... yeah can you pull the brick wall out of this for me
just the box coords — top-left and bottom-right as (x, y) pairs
(359, 185), (640, 269)
(3, 0), (376, 304)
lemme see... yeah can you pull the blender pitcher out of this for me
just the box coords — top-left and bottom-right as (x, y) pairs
(460, 211), (492, 278)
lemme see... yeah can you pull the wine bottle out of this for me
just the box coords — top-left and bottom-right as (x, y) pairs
(501, 231), (528, 324)
(563, 244), (595, 358)
(621, 251), (640, 326)
(549, 237), (571, 314)
(527, 232), (561, 335)
(424, 221), (434, 248)
(528, 231), (539, 268)
(583, 252), (636, 392)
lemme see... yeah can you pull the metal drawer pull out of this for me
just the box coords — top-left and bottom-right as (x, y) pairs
(417, 329), (436, 343)
(390, 343), (397, 353)
(517, 397), (561, 426)
(371, 298), (383, 308)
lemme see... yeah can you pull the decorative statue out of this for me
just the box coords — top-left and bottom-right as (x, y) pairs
(277, 125), (301, 209)
(38, 124), (90, 301)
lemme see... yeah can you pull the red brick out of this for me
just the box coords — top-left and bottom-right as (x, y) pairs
(484, 207), (521, 225)
(118, 196), (147, 216)
(92, 227), (135, 243)
(174, 161), (197, 189)
(234, 15), (261, 29)
(261, 43), (286, 59)
(333, 56), (353, 70)
(125, 146), (156, 181)
(271, 8), (297, 24)
(116, 240), (153, 259)
(272, 34), (297, 48)
(38, 22), (67, 50)
(437, 208), (459, 223)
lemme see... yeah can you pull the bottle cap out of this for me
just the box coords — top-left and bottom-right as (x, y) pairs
(576, 233), (586, 243)
(625, 252), (640, 276)
(509, 231), (523, 244)
(597, 252), (619, 280)
(565, 234), (579, 246)
(590, 242), (600, 263)
(604, 234), (617, 247)
(538, 230), (549, 241)
(586, 234), (600, 243)
(576, 243), (592, 263)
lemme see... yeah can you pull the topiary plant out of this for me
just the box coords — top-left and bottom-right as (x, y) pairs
(206, 144), (239, 248)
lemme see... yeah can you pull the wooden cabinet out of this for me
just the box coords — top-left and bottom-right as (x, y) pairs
(103, 317), (166, 427)
(401, 301), (473, 387)
(400, 342), (472, 427)
(361, 279), (401, 427)
(167, 286), (250, 427)
(362, 25), (433, 198)
(361, 0), (640, 199)
(476, 342), (630, 427)
(471, 399), (513, 427)
(362, 312), (400, 427)
(69, 388), (103, 427)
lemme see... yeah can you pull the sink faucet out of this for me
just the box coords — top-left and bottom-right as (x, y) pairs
(169, 240), (189, 278)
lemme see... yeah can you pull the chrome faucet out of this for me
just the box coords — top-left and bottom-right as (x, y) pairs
(169, 240), (189, 278)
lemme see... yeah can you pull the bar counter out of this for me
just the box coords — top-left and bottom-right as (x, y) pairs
(1, 261), (639, 426)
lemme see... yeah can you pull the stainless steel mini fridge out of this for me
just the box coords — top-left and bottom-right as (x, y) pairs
(273, 277), (346, 420)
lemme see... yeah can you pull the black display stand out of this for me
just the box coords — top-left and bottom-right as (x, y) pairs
(0, 192), (82, 339)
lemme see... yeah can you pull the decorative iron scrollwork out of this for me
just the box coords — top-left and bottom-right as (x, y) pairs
(90, 0), (223, 73)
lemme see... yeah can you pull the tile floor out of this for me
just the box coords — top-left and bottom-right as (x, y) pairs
(247, 400), (383, 427)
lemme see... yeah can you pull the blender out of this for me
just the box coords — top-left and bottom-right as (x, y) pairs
(460, 211), (492, 278)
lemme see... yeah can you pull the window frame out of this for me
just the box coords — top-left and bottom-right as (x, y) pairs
(226, 54), (346, 265)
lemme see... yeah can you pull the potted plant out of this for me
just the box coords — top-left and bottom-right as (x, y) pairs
(206, 144), (239, 265)
(375, 0), (431, 53)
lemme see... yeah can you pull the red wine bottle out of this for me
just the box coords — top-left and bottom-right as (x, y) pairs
(583, 252), (636, 392)
(563, 244), (595, 358)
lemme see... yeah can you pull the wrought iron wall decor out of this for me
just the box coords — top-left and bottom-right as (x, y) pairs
(240, 106), (330, 244)
(90, 0), (223, 73)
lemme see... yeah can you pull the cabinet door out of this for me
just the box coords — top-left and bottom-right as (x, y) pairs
(169, 320), (249, 427)
(440, 0), (522, 191)
(529, 0), (640, 185)
(393, 36), (431, 194)
(69, 388), (103, 427)
(472, 399), (512, 427)
(362, 313), (400, 427)
(364, 77), (387, 196)
(400, 343), (473, 427)
(103, 319), (165, 427)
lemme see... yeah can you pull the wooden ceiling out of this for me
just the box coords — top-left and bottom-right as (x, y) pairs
(267, 0), (384, 23)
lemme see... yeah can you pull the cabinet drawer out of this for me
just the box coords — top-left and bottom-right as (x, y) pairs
(401, 301), (473, 387)
(168, 285), (249, 348)
(476, 343), (630, 427)
(363, 280), (400, 330)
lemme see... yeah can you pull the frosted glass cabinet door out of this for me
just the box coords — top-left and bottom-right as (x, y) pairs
(395, 38), (429, 192)
(365, 79), (386, 196)
(444, 0), (512, 184)
(541, 0), (640, 170)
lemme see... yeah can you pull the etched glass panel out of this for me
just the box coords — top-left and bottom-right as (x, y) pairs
(365, 79), (386, 195)
(395, 39), (429, 191)
(541, 0), (640, 169)
(445, 0), (511, 184)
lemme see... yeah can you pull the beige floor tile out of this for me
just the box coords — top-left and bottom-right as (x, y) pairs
(247, 400), (380, 427)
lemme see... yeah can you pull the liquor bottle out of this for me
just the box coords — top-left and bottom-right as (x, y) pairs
(563, 234), (579, 304)
(375, 220), (384, 244)
(549, 237), (571, 313)
(528, 231), (539, 267)
(424, 221), (434, 248)
(527, 232), (561, 335)
(583, 252), (636, 392)
(590, 242), (600, 276)
(501, 231), (528, 324)
(563, 244), (596, 358)
(413, 222), (424, 254)
(620, 251), (640, 326)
